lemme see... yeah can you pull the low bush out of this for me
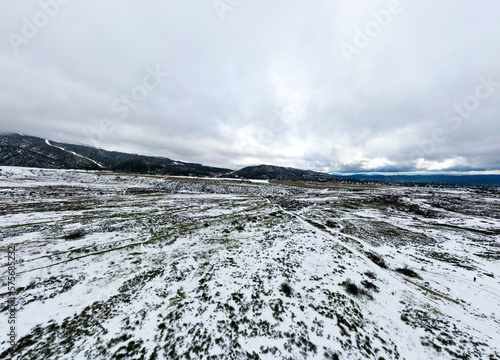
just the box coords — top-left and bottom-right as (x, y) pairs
(280, 282), (293, 297)
(324, 350), (340, 360)
(395, 265), (422, 279)
(361, 280), (379, 292)
(364, 271), (377, 279)
(64, 228), (86, 240)
(365, 251), (388, 269)
(340, 279), (373, 300)
(325, 220), (339, 228)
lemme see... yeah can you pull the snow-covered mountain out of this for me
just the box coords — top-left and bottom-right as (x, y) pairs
(0, 134), (346, 182)
(233, 164), (342, 182)
(0, 133), (232, 177)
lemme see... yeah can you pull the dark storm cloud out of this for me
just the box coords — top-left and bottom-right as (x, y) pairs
(1, 0), (499, 173)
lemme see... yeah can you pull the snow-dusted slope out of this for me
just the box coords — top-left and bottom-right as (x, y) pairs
(0, 133), (232, 176)
(44, 139), (105, 168)
(0, 167), (499, 359)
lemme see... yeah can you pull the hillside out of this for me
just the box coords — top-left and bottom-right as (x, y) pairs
(0, 134), (346, 183)
(0, 133), (231, 177)
(233, 164), (342, 182)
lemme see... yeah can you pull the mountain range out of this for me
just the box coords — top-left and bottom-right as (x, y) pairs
(0, 133), (342, 182)
(338, 173), (500, 186)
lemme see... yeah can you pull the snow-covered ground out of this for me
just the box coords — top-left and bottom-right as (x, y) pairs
(0, 166), (499, 359)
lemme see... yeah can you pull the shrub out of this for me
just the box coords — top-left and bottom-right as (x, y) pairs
(280, 282), (293, 297)
(395, 265), (422, 279)
(325, 220), (339, 228)
(340, 279), (373, 300)
(364, 271), (377, 279)
(64, 228), (86, 240)
(324, 350), (340, 360)
(365, 251), (388, 269)
(361, 280), (379, 292)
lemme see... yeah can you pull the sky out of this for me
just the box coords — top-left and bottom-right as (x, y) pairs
(1, 1), (499, 173)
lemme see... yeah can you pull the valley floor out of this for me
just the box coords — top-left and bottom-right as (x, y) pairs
(0, 167), (499, 359)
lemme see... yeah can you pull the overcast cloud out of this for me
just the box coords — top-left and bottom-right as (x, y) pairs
(1, 0), (499, 173)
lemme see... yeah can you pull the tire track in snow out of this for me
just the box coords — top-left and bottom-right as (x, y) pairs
(265, 197), (500, 345)
(261, 196), (468, 308)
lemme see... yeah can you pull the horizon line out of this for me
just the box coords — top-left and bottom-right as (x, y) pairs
(332, 170), (500, 176)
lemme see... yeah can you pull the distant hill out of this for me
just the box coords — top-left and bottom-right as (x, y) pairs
(0, 133), (231, 177)
(337, 173), (500, 186)
(233, 164), (342, 182)
(0, 133), (344, 182)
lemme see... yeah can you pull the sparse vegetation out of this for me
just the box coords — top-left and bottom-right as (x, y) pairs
(63, 228), (86, 240)
(280, 282), (293, 297)
(325, 219), (339, 228)
(395, 265), (422, 279)
(340, 279), (373, 300)
(235, 223), (245, 231)
(361, 280), (379, 292)
(324, 350), (340, 359)
(1, 167), (499, 359)
(365, 251), (388, 269)
(364, 271), (377, 279)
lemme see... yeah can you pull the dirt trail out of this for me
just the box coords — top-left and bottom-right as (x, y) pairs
(423, 270), (500, 300)
(403, 278), (460, 304)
